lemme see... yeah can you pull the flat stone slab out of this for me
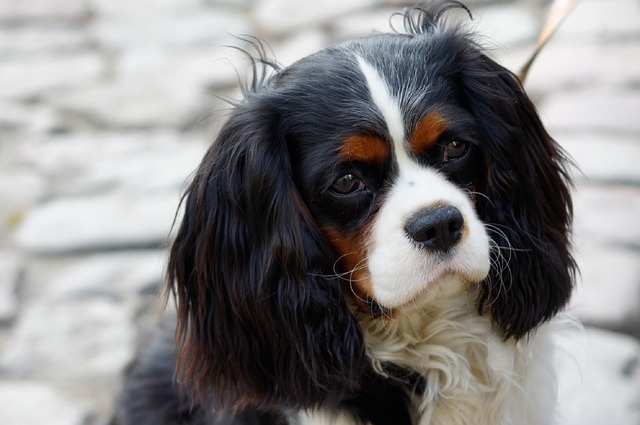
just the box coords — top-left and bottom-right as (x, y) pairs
(558, 0), (640, 41)
(0, 252), (21, 323)
(54, 139), (205, 196)
(471, 2), (538, 48)
(271, 29), (330, 68)
(571, 241), (640, 329)
(14, 192), (181, 254)
(45, 250), (166, 299)
(0, 0), (89, 23)
(252, 0), (372, 36)
(525, 40), (640, 95)
(0, 381), (87, 425)
(1, 296), (135, 380)
(0, 26), (87, 56)
(6, 132), (204, 254)
(0, 100), (61, 135)
(89, 4), (249, 52)
(48, 79), (205, 130)
(0, 53), (102, 100)
(561, 133), (640, 184)
(573, 185), (640, 248)
(0, 168), (46, 239)
(556, 328), (640, 425)
(4, 131), (203, 183)
(541, 89), (640, 134)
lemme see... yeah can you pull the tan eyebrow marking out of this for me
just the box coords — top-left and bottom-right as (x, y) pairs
(339, 134), (390, 164)
(409, 111), (448, 155)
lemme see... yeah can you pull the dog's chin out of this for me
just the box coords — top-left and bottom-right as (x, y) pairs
(372, 271), (487, 317)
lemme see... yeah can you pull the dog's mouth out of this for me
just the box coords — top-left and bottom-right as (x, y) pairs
(364, 296), (392, 319)
(358, 270), (485, 320)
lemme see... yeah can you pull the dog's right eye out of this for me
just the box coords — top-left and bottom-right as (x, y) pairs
(330, 174), (365, 195)
(442, 140), (469, 162)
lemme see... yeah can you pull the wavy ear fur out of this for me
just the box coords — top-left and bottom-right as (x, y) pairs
(167, 92), (365, 410)
(462, 54), (576, 340)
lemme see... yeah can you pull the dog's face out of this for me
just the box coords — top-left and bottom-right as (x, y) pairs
(167, 4), (575, 411)
(285, 44), (492, 313)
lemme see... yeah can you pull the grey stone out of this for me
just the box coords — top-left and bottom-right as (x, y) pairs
(6, 131), (200, 182)
(0, 381), (87, 425)
(0, 0), (89, 23)
(53, 137), (205, 196)
(560, 133), (640, 184)
(0, 168), (47, 239)
(116, 47), (243, 91)
(89, 0), (207, 16)
(556, 328), (640, 425)
(252, 0), (373, 36)
(0, 26), (87, 56)
(47, 250), (166, 299)
(330, 8), (402, 42)
(0, 101), (62, 134)
(524, 41), (640, 95)
(48, 79), (205, 129)
(89, 7), (249, 52)
(571, 241), (640, 328)
(558, 0), (640, 41)
(14, 192), (181, 254)
(573, 185), (640, 248)
(1, 297), (135, 380)
(274, 30), (330, 67)
(0, 53), (103, 100)
(541, 89), (640, 134)
(471, 3), (538, 48)
(0, 252), (21, 323)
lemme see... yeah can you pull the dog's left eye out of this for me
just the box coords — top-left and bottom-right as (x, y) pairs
(330, 174), (366, 195)
(443, 140), (469, 162)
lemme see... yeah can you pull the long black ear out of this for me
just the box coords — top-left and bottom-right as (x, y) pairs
(462, 54), (576, 340)
(167, 93), (365, 410)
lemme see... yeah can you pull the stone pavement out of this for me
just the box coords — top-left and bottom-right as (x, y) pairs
(0, 0), (639, 424)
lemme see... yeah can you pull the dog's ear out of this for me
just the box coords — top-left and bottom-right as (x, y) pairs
(461, 55), (576, 340)
(167, 94), (365, 411)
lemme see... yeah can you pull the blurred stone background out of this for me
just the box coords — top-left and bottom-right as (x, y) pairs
(0, 0), (638, 424)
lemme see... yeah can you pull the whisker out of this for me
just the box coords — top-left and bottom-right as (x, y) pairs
(467, 190), (493, 207)
(306, 252), (361, 279)
(483, 224), (517, 306)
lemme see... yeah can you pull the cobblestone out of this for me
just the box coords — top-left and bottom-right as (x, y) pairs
(574, 185), (640, 248)
(0, 53), (104, 99)
(556, 328), (640, 425)
(542, 88), (640, 133)
(0, 0), (638, 424)
(0, 252), (20, 323)
(0, 380), (88, 425)
(562, 132), (640, 184)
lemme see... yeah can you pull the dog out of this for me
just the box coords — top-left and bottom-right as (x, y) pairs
(115, 2), (576, 424)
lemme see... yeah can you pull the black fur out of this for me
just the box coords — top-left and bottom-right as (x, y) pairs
(465, 57), (576, 339)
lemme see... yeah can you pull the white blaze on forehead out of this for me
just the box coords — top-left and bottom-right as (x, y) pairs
(356, 57), (413, 170)
(355, 59), (491, 310)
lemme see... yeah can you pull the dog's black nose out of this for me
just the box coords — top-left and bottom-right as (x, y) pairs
(405, 205), (464, 252)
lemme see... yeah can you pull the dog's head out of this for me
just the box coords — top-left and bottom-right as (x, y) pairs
(168, 2), (575, 411)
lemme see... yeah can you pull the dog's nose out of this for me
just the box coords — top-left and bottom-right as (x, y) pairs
(405, 205), (464, 252)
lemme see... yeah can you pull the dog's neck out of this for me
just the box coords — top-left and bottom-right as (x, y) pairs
(355, 291), (557, 425)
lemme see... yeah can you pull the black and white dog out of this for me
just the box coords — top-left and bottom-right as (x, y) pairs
(116, 2), (576, 424)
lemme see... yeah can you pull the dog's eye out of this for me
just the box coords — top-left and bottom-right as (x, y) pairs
(330, 174), (365, 195)
(443, 140), (468, 162)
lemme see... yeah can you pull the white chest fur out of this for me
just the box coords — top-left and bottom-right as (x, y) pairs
(359, 293), (558, 425)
